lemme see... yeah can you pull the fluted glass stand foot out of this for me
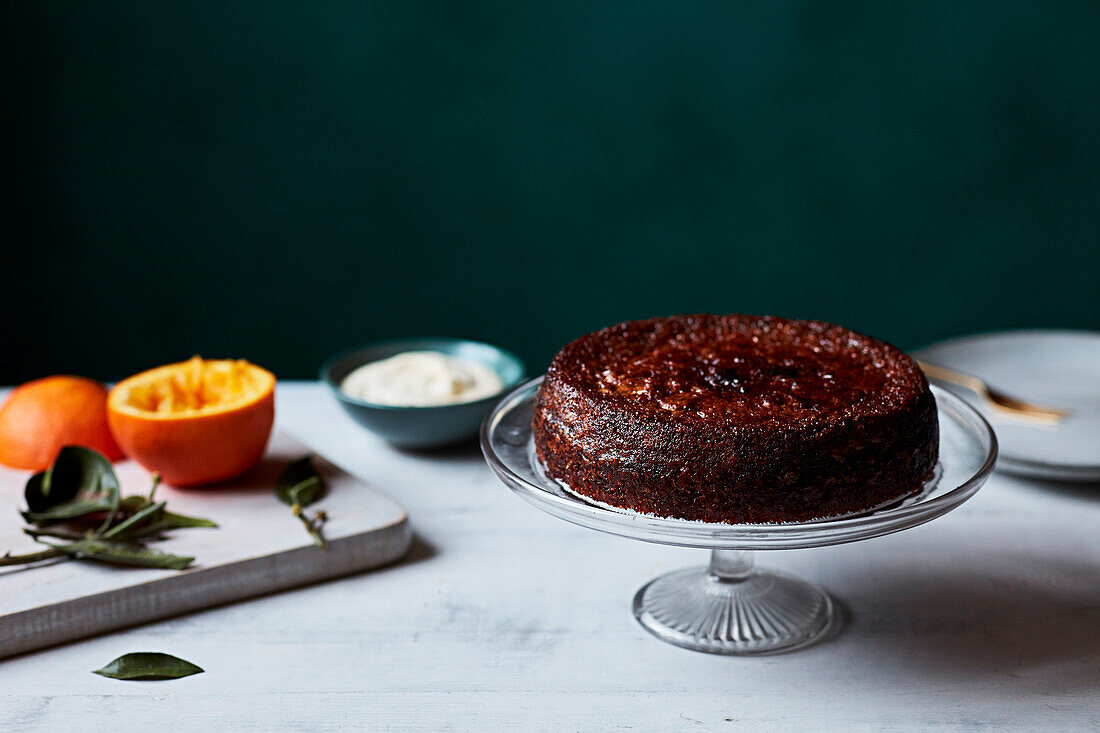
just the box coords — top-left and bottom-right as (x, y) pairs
(482, 379), (996, 656)
(633, 550), (834, 655)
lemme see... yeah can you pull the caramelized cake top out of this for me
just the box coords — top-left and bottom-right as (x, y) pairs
(546, 314), (927, 427)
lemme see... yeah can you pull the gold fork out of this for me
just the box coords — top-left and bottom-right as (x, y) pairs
(916, 360), (1070, 424)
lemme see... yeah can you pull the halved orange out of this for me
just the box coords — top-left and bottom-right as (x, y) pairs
(107, 357), (275, 486)
(0, 375), (125, 471)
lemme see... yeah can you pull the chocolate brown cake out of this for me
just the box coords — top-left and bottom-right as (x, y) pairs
(532, 315), (938, 523)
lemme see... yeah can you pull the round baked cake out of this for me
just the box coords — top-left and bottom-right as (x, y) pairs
(532, 314), (939, 523)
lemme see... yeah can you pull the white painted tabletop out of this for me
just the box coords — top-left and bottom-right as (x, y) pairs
(1, 382), (1097, 731)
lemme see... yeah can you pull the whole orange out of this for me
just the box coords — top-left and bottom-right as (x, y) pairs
(107, 357), (275, 487)
(0, 376), (125, 471)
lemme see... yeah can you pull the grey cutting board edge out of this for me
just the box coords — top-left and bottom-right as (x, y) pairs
(0, 431), (410, 658)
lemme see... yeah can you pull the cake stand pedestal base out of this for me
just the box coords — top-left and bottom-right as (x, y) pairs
(632, 550), (836, 655)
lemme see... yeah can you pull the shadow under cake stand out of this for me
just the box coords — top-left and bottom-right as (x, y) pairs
(481, 379), (998, 656)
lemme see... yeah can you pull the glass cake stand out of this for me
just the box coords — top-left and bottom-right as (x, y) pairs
(481, 379), (998, 656)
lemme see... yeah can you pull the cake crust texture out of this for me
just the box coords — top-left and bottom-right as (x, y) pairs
(532, 314), (939, 523)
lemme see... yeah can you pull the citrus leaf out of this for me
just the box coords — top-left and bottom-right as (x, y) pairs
(275, 457), (324, 507)
(159, 510), (218, 529)
(102, 501), (166, 539)
(23, 526), (86, 541)
(24, 446), (120, 518)
(119, 495), (150, 512)
(56, 539), (195, 570)
(22, 497), (116, 525)
(22, 472), (52, 513)
(290, 477), (322, 506)
(93, 652), (203, 681)
(107, 512), (216, 543)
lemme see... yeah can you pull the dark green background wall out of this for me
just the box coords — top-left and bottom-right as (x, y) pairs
(4, 1), (1099, 384)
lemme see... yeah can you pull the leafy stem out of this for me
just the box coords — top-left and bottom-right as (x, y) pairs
(3, 447), (215, 571)
(276, 457), (328, 549)
(293, 505), (327, 548)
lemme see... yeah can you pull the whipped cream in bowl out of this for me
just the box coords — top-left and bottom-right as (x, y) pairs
(341, 351), (504, 407)
(321, 339), (523, 448)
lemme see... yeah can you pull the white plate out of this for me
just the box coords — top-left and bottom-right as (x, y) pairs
(913, 329), (1100, 482)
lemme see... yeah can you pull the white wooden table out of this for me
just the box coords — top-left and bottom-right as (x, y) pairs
(1, 382), (1097, 731)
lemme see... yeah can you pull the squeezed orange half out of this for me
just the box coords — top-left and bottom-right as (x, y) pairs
(108, 357), (275, 486)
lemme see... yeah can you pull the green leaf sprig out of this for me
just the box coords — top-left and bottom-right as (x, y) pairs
(275, 456), (327, 548)
(1, 446), (216, 571)
(93, 652), (204, 680)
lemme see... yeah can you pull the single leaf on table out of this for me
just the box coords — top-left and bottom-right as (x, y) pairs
(24, 446), (120, 515)
(92, 652), (204, 681)
(54, 538), (195, 570)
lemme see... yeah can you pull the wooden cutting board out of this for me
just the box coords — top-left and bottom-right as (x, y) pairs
(0, 431), (410, 658)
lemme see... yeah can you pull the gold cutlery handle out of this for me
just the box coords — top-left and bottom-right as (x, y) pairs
(915, 361), (986, 393)
(916, 359), (1069, 423)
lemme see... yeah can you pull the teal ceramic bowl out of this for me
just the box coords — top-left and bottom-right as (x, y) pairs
(321, 338), (525, 449)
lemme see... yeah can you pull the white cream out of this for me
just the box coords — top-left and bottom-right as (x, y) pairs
(341, 351), (504, 406)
